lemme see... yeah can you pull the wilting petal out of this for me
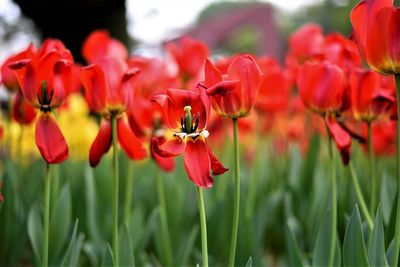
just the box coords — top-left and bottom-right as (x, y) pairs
(151, 137), (175, 172)
(206, 141), (228, 175)
(326, 116), (352, 165)
(35, 112), (69, 164)
(156, 137), (186, 157)
(117, 118), (147, 160)
(89, 119), (112, 167)
(183, 138), (213, 188)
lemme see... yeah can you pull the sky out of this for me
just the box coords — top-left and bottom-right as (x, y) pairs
(127, 0), (323, 46)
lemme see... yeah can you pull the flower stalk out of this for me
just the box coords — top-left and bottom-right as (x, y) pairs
(391, 74), (400, 267)
(42, 163), (51, 267)
(228, 118), (240, 267)
(111, 115), (119, 267)
(197, 187), (208, 267)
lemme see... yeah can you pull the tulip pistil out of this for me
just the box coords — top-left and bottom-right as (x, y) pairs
(181, 106), (200, 134)
(38, 81), (53, 113)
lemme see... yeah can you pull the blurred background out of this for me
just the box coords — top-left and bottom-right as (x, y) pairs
(1, 0), (358, 65)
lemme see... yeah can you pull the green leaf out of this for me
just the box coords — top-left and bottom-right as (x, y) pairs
(245, 256), (253, 267)
(178, 224), (199, 266)
(84, 166), (102, 243)
(380, 173), (397, 225)
(101, 244), (114, 267)
(312, 205), (339, 266)
(60, 219), (80, 267)
(119, 223), (135, 267)
(285, 222), (305, 267)
(368, 205), (389, 267)
(49, 185), (72, 263)
(27, 204), (43, 266)
(343, 205), (369, 267)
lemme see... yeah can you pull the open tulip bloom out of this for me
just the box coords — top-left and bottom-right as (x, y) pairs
(8, 41), (73, 164)
(152, 87), (228, 188)
(151, 87), (227, 266)
(80, 57), (147, 167)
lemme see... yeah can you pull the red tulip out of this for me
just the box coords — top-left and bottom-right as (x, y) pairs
(350, 0), (400, 74)
(256, 59), (290, 113)
(82, 30), (128, 64)
(80, 58), (147, 167)
(203, 54), (262, 118)
(166, 37), (209, 84)
(152, 88), (228, 188)
(288, 23), (324, 63)
(8, 40), (73, 163)
(350, 68), (396, 121)
(321, 33), (362, 71)
(127, 56), (176, 98)
(297, 61), (345, 114)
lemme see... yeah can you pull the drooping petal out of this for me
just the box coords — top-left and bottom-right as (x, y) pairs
(206, 141), (228, 175)
(117, 118), (147, 160)
(89, 119), (112, 167)
(35, 112), (69, 164)
(183, 138), (213, 188)
(326, 115), (352, 165)
(151, 137), (175, 172)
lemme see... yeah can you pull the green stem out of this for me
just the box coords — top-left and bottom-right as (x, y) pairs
(196, 187), (208, 267)
(391, 74), (400, 267)
(349, 161), (373, 230)
(123, 161), (133, 224)
(156, 169), (173, 266)
(367, 121), (376, 214)
(229, 118), (240, 267)
(325, 119), (337, 267)
(111, 116), (119, 267)
(42, 163), (51, 267)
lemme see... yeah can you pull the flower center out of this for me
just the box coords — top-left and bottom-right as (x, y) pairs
(38, 81), (53, 113)
(181, 105), (200, 134)
(175, 105), (209, 140)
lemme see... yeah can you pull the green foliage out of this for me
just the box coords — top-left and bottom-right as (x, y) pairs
(343, 205), (369, 267)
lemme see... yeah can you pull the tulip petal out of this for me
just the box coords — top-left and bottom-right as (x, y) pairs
(151, 137), (175, 172)
(117, 118), (147, 160)
(12, 90), (36, 125)
(35, 112), (69, 164)
(89, 119), (112, 167)
(183, 138), (213, 188)
(206, 141), (228, 175)
(82, 30), (128, 64)
(156, 137), (186, 157)
(204, 58), (222, 86)
(326, 116), (352, 165)
(80, 64), (107, 112)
